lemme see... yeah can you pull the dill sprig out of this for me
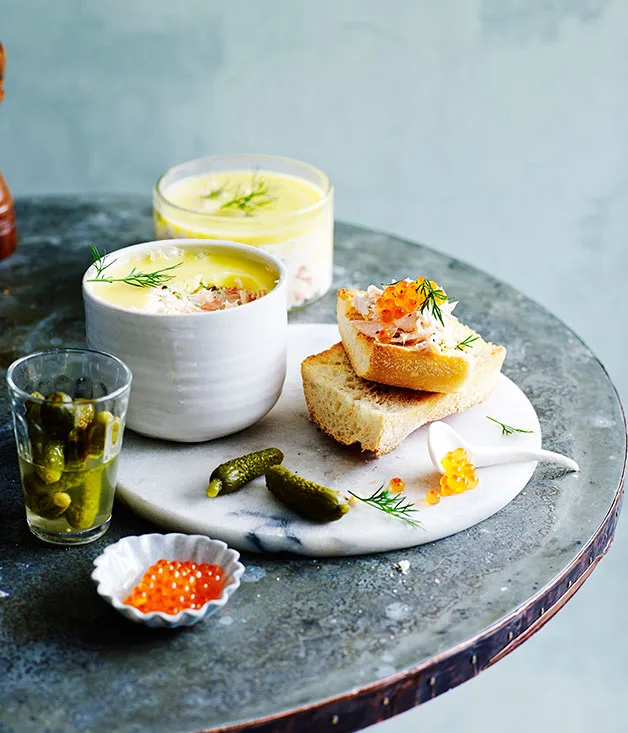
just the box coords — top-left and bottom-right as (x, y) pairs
(416, 277), (448, 326)
(348, 485), (421, 528)
(217, 171), (275, 216)
(87, 246), (182, 289)
(486, 416), (534, 436)
(89, 245), (116, 279)
(201, 183), (228, 201)
(455, 334), (479, 351)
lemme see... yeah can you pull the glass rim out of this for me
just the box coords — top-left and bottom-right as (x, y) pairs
(6, 347), (133, 405)
(154, 153), (333, 222)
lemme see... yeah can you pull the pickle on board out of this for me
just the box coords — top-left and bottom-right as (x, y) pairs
(65, 467), (103, 530)
(264, 466), (350, 522)
(35, 440), (65, 484)
(207, 448), (285, 498)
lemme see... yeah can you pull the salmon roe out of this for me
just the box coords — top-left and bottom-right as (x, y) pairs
(440, 448), (479, 493)
(124, 559), (224, 615)
(427, 448), (479, 506)
(426, 489), (441, 505)
(375, 278), (447, 325)
(389, 477), (405, 494)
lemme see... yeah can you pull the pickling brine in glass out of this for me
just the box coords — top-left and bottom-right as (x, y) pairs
(18, 454), (120, 539)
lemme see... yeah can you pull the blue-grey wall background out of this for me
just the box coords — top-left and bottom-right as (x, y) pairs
(1, 1), (627, 731)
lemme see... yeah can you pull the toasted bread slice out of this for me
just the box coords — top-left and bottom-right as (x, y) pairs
(301, 342), (505, 456)
(338, 288), (503, 394)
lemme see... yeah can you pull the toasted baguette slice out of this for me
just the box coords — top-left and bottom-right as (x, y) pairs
(301, 342), (505, 456)
(338, 288), (503, 394)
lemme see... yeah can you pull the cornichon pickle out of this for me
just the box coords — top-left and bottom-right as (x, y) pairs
(264, 466), (350, 522)
(30, 434), (46, 464)
(53, 375), (74, 395)
(86, 411), (115, 458)
(65, 467), (103, 530)
(56, 470), (84, 494)
(23, 472), (48, 511)
(65, 427), (88, 467)
(36, 491), (72, 519)
(111, 417), (121, 446)
(22, 473), (71, 518)
(207, 448), (285, 498)
(92, 381), (109, 399)
(74, 376), (93, 399)
(73, 399), (96, 430)
(40, 391), (75, 439)
(25, 391), (43, 423)
(35, 440), (65, 484)
(25, 392), (45, 440)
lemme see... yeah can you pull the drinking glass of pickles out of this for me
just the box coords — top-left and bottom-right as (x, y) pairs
(7, 349), (132, 545)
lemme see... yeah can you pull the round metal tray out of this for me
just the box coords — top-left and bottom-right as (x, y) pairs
(0, 196), (624, 733)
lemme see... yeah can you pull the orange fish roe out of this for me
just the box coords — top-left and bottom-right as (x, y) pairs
(124, 559), (224, 615)
(439, 474), (455, 496)
(441, 449), (479, 492)
(389, 477), (405, 494)
(429, 448), (479, 505)
(375, 278), (447, 324)
(426, 489), (441, 505)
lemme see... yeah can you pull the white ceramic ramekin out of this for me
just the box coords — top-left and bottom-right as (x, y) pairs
(92, 533), (245, 628)
(83, 239), (287, 442)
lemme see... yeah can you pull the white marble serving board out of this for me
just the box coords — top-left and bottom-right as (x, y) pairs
(116, 324), (541, 556)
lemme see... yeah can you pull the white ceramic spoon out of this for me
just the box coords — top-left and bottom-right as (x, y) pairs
(428, 421), (580, 474)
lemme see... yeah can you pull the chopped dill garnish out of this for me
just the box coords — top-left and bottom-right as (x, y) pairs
(201, 183), (228, 201)
(348, 484), (421, 528)
(416, 277), (448, 326)
(486, 416), (535, 436)
(87, 246), (182, 289)
(455, 334), (479, 351)
(199, 170), (275, 216)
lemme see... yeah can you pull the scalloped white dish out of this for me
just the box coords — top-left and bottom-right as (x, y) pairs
(92, 533), (245, 628)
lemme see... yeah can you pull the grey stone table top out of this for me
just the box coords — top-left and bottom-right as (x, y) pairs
(0, 196), (625, 733)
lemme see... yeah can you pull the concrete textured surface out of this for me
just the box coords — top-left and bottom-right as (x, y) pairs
(0, 1), (627, 731)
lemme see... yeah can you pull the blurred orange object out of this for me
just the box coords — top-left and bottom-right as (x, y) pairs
(0, 41), (17, 261)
